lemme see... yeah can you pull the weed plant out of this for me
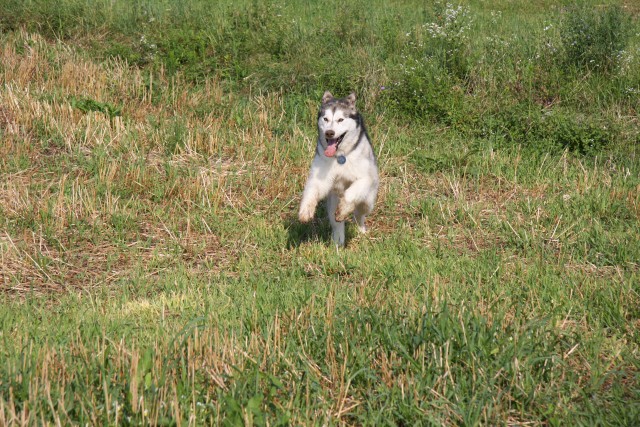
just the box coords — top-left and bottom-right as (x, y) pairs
(560, 4), (631, 74)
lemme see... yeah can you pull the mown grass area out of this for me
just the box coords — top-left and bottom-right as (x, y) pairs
(1, 0), (639, 425)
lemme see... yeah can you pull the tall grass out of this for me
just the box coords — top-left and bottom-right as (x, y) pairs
(1, 1), (637, 136)
(1, 1), (639, 425)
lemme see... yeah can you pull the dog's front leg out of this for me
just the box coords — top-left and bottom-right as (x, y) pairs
(299, 178), (330, 223)
(327, 193), (345, 246)
(335, 178), (376, 223)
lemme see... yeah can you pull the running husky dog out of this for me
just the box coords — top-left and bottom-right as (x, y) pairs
(298, 91), (379, 246)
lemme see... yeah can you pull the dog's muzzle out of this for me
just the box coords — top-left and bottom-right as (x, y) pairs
(324, 131), (345, 157)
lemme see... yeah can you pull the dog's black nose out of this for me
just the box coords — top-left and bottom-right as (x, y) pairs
(325, 130), (335, 138)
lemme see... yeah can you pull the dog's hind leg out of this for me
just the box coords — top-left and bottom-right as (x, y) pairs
(327, 192), (345, 246)
(353, 205), (367, 233)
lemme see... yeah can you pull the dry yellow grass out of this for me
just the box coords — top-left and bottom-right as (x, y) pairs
(0, 31), (276, 293)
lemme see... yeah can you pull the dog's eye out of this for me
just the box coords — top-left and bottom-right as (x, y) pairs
(337, 118), (344, 123)
(323, 117), (329, 122)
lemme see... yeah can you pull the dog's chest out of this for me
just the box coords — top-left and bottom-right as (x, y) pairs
(331, 173), (353, 194)
(329, 160), (365, 193)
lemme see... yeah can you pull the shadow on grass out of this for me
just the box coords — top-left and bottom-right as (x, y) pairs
(284, 204), (359, 248)
(284, 215), (332, 248)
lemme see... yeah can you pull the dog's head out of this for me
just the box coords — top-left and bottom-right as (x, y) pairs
(317, 91), (359, 157)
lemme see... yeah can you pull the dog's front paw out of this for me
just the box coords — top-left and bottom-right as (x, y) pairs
(335, 201), (353, 222)
(299, 205), (315, 223)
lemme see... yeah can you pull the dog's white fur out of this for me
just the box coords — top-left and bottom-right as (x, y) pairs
(298, 91), (379, 246)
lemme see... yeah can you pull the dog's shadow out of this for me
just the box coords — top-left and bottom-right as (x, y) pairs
(285, 204), (355, 248)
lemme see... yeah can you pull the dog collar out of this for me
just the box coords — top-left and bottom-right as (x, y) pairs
(337, 155), (346, 164)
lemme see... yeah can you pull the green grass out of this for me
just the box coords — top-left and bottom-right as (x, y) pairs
(1, 0), (639, 425)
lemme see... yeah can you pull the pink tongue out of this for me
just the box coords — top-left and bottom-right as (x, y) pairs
(324, 144), (337, 157)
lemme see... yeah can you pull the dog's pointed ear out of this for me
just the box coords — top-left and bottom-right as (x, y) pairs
(322, 91), (334, 104)
(346, 92), (356, 108)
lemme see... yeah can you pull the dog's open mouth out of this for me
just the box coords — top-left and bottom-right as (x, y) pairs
(324, 133), (346, 157)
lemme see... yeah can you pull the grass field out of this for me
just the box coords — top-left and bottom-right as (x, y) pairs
(1, 0), (639, 425)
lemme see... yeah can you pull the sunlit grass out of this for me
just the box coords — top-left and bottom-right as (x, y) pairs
(1, 1), (639, 425)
